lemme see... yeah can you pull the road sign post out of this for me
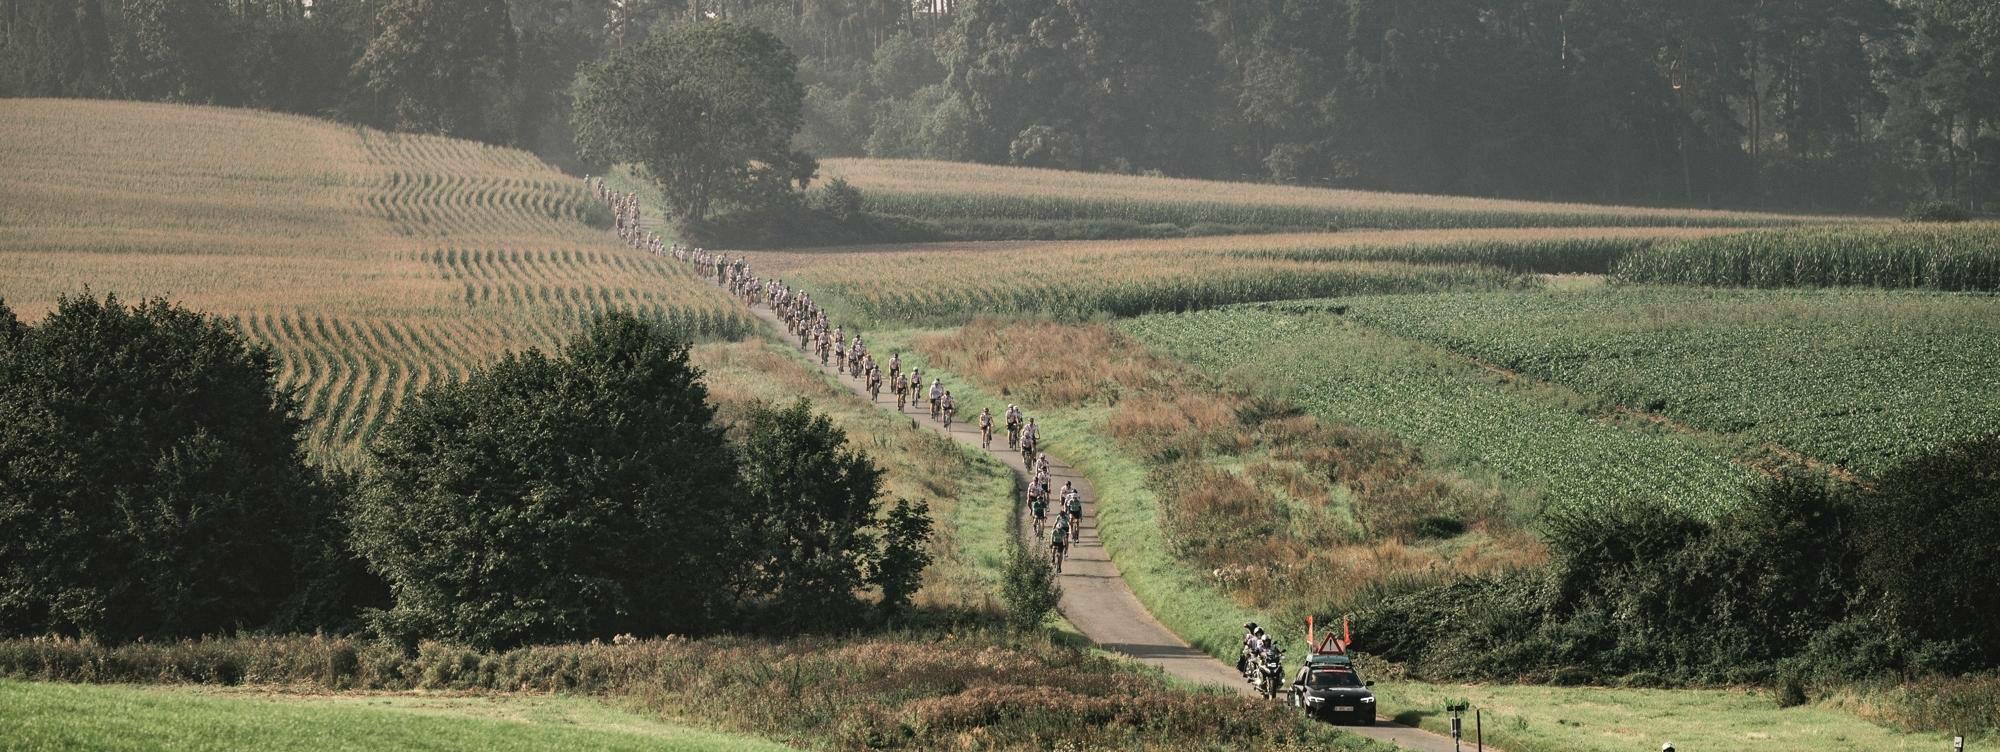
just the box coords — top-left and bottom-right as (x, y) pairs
(1445, 702), (1468, 752)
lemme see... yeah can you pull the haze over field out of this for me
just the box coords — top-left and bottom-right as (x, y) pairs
(3, 1), (1998, 750)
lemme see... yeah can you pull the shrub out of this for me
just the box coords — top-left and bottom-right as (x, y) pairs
(0, 294), (353, 642)
(806, 176), (865, 222)
(1905, 200), (1972, 223)
(349, 312), (739, 649)
(1002, 543), (1062, 632)
(733, 399), (934, 628)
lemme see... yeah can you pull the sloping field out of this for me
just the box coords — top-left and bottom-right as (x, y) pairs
(825, 158), (1862, 231)
(0, 100), (747, 457)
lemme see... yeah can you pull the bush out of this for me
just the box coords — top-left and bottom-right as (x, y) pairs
(349, 313), (739, 650)
(1002, 543), (1062, 632)
(0, 294), (356, 642)
(1905, 200), (1973, 222)
(1357, 435), (2000, 691)
(733, 399), (933, 628)
(806, 177), (865, 222)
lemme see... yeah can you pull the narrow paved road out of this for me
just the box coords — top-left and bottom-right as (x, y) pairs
(740, 305), (1474, 752)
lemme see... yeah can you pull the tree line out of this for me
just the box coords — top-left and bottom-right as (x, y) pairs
(4, 0), (1995, 211)
(0, 294), (933, 649)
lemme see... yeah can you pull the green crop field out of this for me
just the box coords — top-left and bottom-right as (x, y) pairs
(0, 680), (795, 752)
(1615, 222), (2000, 290)
(1120, 304), (1762, 516)
(1333, 289), (2000, 475)
(825, 158), (1858, 232)
(0, 100), (748, 458)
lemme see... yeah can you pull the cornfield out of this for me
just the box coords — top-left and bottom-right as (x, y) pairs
(1612, 222), (2000, 290)
(825, 158), (1862, 231)
(758, 230), (1769, 325)
(0, 99), (748, 460)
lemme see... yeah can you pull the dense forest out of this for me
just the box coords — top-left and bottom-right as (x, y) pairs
(4, 0), (1996, 212)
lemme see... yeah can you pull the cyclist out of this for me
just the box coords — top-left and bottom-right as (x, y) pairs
(1004, 404), (1023, 449)
(1035, 452), (1052, 476)
(1050, 516), (1071, 571)
(1028, 487), (1048, 539)
(1021, 418), (1039, 448)
(978, 407), (994, 449)
(893, 372), (909, 411)
(1063, 483), (1084, 543)
(928, 379), (944, 419)
(941, 391), (957, 427)
(888, 353), (901, 383)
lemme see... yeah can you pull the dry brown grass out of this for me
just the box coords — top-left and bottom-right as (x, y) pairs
(0, 99), (746, 458)
(918, 320), (1544, 613)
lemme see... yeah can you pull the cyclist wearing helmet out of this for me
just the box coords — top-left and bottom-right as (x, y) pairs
(1063, 483), (1083, 542)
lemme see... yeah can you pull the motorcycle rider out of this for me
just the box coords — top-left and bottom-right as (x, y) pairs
(1238, 623), (1262, 672)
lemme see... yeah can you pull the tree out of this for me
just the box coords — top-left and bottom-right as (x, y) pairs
(571, 21), (812, 224)
(111, 0), (234, 102)
(352, 0), (519, 143)
(733, 399), (898, 627)
(870, 498), (934, 615)
(0, 294), (341, 641)
(349, 313), (737, 650)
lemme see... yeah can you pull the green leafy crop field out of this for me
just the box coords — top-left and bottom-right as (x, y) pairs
(1120, 305), (1760, 516)
(1335, 289), (2000, 475)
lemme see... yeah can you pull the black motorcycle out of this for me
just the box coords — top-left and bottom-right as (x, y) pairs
(1252, 649), (1285, 699)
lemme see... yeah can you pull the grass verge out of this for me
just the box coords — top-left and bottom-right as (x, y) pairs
(0, 679), (794, 752)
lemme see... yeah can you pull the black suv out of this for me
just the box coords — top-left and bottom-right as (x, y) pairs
(1287, 654), (1376, 726)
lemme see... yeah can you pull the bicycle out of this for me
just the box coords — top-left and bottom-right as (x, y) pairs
(1049, 538), (1067, 573)
(1006, 422), (1021, 450)
(981, 422), (993, 449)
(942, 407), (955, 428)
(1020, 438), (1037, 468)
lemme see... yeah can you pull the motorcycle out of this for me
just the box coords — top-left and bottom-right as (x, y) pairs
(1245, 648), (1285, 700)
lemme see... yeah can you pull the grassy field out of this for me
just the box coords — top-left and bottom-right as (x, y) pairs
(1334, 289), (2000, 475)
(1615, 221), (2000, 290)
(0, 634), (1397, 752)
(0, 99), (747, 458)
(0, 680), (796, 752)
(1120, 304), (1761, 517)
(1372, 680), (1972, 752)
(825, 158), (1857, 232)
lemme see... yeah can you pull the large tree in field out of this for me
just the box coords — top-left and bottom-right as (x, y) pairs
(352, 0), (518, 143)
(570, 21), (813, 224)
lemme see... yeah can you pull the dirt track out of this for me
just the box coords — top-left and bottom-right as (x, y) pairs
(741, 304), (1476, 752)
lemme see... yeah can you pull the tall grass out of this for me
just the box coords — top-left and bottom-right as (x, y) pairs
(1612, 222), (2000, 290)
(826, 158), (1860, 231)
(0, 100), (746, 459)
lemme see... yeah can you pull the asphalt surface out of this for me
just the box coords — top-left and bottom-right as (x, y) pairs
(743, 302), (1479, 752)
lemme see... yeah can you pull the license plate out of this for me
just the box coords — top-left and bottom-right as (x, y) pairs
(1333, 706), (1354, 712)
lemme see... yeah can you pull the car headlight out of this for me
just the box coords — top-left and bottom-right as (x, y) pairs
(1359, 696), (1376, 703)
(1304, 696), (1324, 704)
